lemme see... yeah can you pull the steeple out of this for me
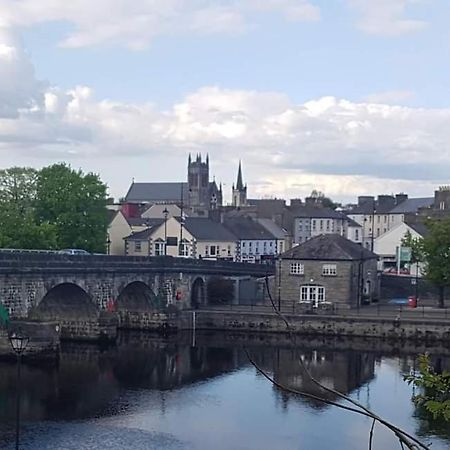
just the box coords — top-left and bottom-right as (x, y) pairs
(236, 160), (244, 191)
(206, 153), (209, 166)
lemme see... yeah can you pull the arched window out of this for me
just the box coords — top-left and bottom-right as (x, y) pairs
(154, 238), (165, 256)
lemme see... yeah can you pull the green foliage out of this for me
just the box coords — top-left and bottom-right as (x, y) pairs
(404, 354), (450, 422)
(309, 190), (339, 210)
(420, 217), (450, 307)
(35, 164), (109, 253)
(0, 164), (108, 252)
(401, 230), (424, 264)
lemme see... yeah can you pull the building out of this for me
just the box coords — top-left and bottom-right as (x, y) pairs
(124, 154), (222, 217)
(232, 161), (247, 207)
(124, 217), (237, 260)
(374, 221), (428, 274)
(223, 216), (279, 263)
(108, 211), (163, 255)
(289, 204), (361, 245)
(278, 234), (378, 309)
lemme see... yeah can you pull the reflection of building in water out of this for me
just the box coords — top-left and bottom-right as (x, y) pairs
(270, 349), (376, 410)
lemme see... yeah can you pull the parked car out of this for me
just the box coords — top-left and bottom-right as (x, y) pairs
(58, 249), (90, 255)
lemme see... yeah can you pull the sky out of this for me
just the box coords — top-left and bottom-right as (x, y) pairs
(0, 0), (450, 203)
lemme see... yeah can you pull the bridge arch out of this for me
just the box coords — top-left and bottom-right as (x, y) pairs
(32, 283), (98, 320)
(191, 277), (206, 309)
(116, 281), (159, 312)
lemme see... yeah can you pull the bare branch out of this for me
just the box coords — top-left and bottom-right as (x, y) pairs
(369, 419), (376, 450)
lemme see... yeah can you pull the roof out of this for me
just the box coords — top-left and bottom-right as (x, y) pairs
(126, 217), (164, 228)
(390, 197), (434, 214)
(282, 234), (377, 261)
(124, 182), (189, 203)
(288, 205), (345, 219)
(223, 217), (276, 240)
(124, 227), (155, 241)
(182, 218), (236, 241)
(406, 222), (429, 237)
(345, 217), (362, 228)
(256, 218), (287, 239)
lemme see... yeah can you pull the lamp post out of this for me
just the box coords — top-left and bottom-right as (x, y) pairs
(9, 330), (29, 450)
(277, 255), (282, 311)
(163, 207), (169, 256)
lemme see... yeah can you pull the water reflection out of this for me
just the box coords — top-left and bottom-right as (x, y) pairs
(0, 331), (449, 449)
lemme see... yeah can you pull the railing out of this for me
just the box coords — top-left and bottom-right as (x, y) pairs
(197, 302), (450, 320)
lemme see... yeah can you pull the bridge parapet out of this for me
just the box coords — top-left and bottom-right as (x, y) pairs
(0, 252), (274, 277)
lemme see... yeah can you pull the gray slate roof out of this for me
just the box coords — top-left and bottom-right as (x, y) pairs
(126, 217), (164, 228)
(282, 234), (377, 261)
(288, 205), (344, 219)
(223, 217), (276, 240)
(345, 217), (362, 228)
(256, 218), (287, 239)
(390, 197), (434, 214)
(125, 182), (189, 203)
(406, 222), (429, 237)
(182, 218), (236, 241)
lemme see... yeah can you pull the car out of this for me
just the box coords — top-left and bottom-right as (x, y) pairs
(58, 249), (90, 255)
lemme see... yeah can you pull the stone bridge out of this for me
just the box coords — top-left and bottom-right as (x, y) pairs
(0, 252), (273, 339)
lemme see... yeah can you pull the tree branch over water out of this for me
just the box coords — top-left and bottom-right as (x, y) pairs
(243, 277), (431, 450)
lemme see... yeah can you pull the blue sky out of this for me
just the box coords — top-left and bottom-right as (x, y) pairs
(1, 0), (450, 202)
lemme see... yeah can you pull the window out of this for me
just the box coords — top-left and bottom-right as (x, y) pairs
(320, 220), (323, 230)
(179, 239), (190, 257)
(322, 264), (337, 276)
(134, 241), (142, 252)
(290, 262), (304, 275)
(298, 220), (303, 231)
(210, 246), (217, 256)
(355, 229), (359, 240)
(227, 245), (231, 256)
(384, 215), (387, 223)
(154, 239), (165, 256)
(300, 285), (326, 306)
(326, 220), (330, 231)
(205, 245), (209, 256)
(312, 220), (316, 231)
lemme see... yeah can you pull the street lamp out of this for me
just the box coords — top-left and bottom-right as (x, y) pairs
(9, 329), (29, 450)
(163, 207), (169, 256)
(106, 237), (111, 255)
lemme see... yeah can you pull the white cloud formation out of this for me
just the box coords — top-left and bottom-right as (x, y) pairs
(0, 0), (319, 49)
(364, 90), (415, 105)
(0, 27), (44, 118)
(0, 19), (447, 202)
(347, 0), (427, 36)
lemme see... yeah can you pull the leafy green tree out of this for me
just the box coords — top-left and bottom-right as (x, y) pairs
(401, 230), (424, 266)
(0, 167), (37, 208)
(35, 163), (109, 253)
(405, 354), (450, 422)
(0, 167), (57, 249)
(421, 218), (450, 308)
(309, 190), (339, 210)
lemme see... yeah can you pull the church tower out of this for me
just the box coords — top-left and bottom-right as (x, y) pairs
(188, 153), (210, 216)
(232, 161), (247, 207)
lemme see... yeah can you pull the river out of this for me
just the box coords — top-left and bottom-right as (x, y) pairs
(0, 331), (449, 449)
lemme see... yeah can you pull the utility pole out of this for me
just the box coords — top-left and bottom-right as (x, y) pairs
(370, 198), (375, 252)
(179, 183), (184, 256)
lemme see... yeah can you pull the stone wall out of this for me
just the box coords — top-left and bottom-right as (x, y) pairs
(177, 310), (450, 341)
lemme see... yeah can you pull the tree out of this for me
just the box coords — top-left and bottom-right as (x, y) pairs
(404, 354), (450, 422)
(35, 164), (109, 253)
(401, 230), (424, 267)
(421, 218), (450, 308)
(308, 190), (339, 210)
(0, 167), (57, 249)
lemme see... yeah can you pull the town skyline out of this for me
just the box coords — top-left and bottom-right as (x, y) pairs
(1, 1), (450, 202)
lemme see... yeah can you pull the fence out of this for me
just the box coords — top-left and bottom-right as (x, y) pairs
(200, 301), (450, 321)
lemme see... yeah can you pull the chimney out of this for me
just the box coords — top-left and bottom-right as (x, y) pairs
(358, 196), (374, 207)
(377, 195), (396, 210)
(121, 202), (140, 219)
(395, 193), (408, 205)
(290, 199), (303, 208)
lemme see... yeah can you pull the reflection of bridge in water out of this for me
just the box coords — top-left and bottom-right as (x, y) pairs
(0, 332), (390, 430)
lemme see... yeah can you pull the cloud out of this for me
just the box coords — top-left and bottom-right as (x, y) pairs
(364, 90), (415, 105)
(0, 0), (320, 49)
(346, 0), (427, 36)
(2, 77), (450, 201)
(0, 27), (44, 118)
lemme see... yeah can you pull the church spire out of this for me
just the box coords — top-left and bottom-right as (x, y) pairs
(236, 160), (244, 191)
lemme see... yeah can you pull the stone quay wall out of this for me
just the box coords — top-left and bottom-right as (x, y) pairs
(176, 310), (450, 342)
